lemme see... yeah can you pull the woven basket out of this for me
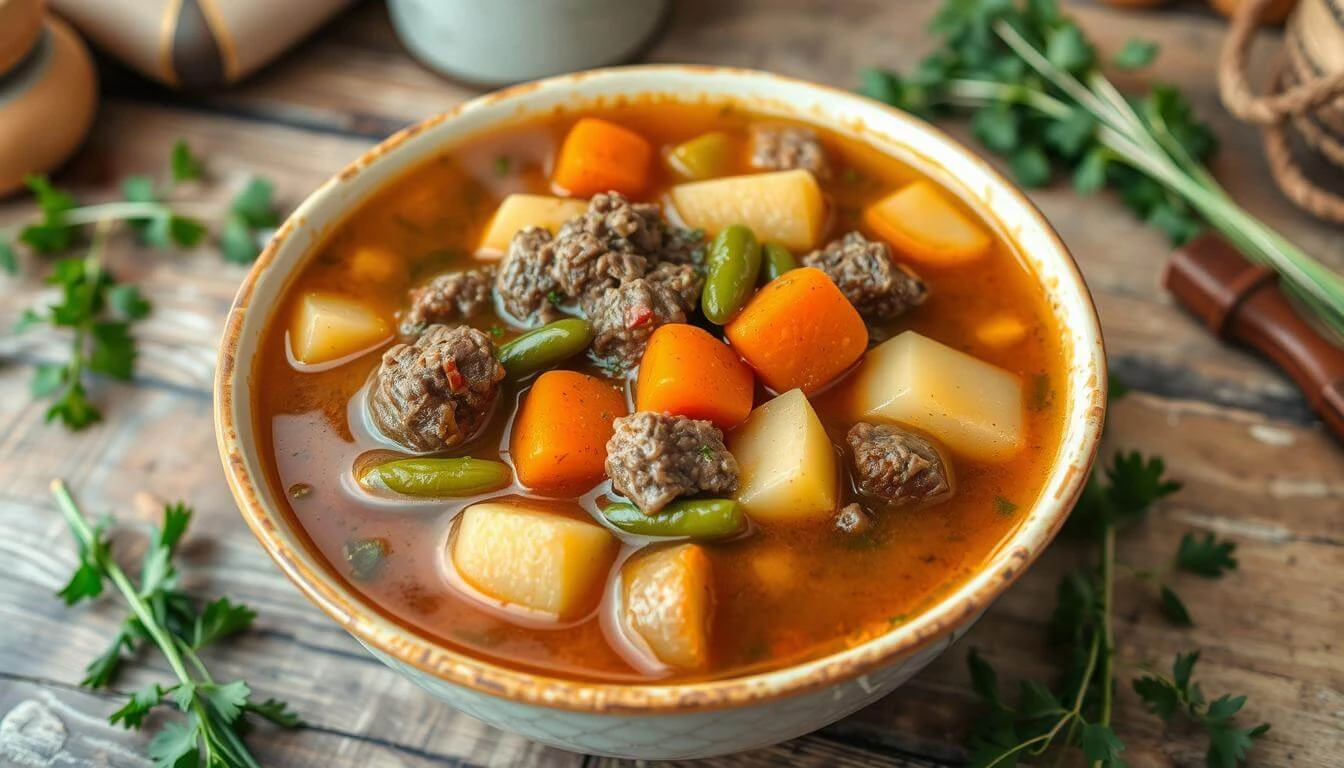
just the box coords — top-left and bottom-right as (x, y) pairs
(1220, 0), (1344, 223)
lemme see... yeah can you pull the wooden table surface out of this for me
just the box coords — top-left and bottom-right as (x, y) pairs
(2, 1), (1341, 766)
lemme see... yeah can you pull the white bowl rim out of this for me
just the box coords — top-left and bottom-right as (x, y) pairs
(214, 64), (1107, 715)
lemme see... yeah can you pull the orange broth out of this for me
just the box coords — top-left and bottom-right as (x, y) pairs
(254, 101), (1067, 683)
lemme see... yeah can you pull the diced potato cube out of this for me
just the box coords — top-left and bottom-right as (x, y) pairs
(670, 169), (825, 251)
(853, 331), (1024, 462)
(453, 502), (618, 619)
(862, 180), (992, 267)
(345, 244), (410, 288)
(622, 544), (714, 670)
(477, 194), (590, 255)
(289, 291), (391, 366)
(975, 314), (1029, 349)
(727, 389), (838, 522)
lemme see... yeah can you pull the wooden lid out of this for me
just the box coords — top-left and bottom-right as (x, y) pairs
(0, 0), (45, 76)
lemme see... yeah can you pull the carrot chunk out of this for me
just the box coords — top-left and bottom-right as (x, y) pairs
(551, 118), (653, 198)
(862, 180), (992, 267)
(635, 324), (754, 430)
(724, 267), (867, 394)
(510, 370), (628, 493)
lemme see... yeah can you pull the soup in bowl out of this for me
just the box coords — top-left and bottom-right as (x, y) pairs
(215, 66), (1105, 758)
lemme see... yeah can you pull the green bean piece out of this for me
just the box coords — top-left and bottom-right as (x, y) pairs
(701, 225), (762, 324)
(361, 457), (512, 497)
(496, 318), (593, 378)
(759, 242), (799, 283)
(601, 498), (746, 539)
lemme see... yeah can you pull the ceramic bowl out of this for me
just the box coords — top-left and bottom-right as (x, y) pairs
(215, 66), (1107, 759)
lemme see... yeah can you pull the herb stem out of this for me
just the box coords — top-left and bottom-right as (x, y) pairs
(940, 23), (1344, 343)
(1098, 524), (1117, 731)
(50, 478), (196, 686)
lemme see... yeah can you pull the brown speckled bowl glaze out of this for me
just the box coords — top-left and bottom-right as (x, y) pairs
(214, 66), (1106, 759)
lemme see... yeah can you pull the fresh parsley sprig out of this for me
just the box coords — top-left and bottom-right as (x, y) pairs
(6, 141), (280, 429)
(860, 0), (1344, 343)
(966, 383), (1268, 767)
(51, 479), (301, 768)
(1133, 653), (1270, 768)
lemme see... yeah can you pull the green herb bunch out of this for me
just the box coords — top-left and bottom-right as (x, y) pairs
(965, 384), (1268, 768)
(860, 0), (1344, 342)
(4, 142), (279, 429)
(51, 479), (301, 768)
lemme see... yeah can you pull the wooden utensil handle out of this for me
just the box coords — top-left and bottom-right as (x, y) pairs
(1164, 232), (1344, 440)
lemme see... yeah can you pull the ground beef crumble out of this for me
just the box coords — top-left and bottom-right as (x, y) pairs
(400, 266), (496, 336)
(846, 422), (952, 507)
(802, 231), (928, 321)
(605, 412), (738, 514)
(369, 325), (505, 453)
(748, 124), (831, 178)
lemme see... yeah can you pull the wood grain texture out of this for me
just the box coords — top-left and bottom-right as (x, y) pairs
(1, 1), (1342, 766)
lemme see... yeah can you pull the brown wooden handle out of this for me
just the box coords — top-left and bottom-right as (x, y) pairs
(1164, 232), (1344, 440)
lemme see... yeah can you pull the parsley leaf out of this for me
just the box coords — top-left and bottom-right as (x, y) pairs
(170, 140), (206, 183)
(19, 175), (77, 253)
(1134, 651), (1268, 766)
(0, 239), (18, 275)
(110, 684), (166, 730)
(1080, 722), (1126, 767)
(51, 482), (303, 766)
(1176, 532), (1238, 578)
(1159, 584), (1194, 626)
(192, 597), (257, 649)
(1113, 38), (1159, 70)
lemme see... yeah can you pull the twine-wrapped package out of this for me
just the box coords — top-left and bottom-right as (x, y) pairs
(1220, 0), (1344, 222)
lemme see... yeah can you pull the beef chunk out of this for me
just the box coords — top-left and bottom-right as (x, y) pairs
(846, 422), (952, 507)
(586, 277), (690, 370)
(496, 227), (563, 324)
(748, 124), (830, 178)
(400, 266), (497, 336)
(557, 191), (664, 254)
(552, 230), (649, 306)
(658, 226), (707, 266)
(605, 412), (738, 513)
(834, 503), (874, 535)
(644, 262), (704, 313)
(369, 325), (505, 452)
(802, 231), (928, 321)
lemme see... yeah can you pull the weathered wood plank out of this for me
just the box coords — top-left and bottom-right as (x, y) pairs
(1, 354), (1339, 766)
(3, 10), (1335, 425)
(3, 2), (1343, 766)
(0, 678), (581, 768)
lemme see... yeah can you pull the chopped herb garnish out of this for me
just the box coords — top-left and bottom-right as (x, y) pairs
(1030, 372), (1054, 411)
(489, 325), (505, 338)
(841, 168), (863, 185)
(344, 537), (390, 581)
(697, 445), (714, 460)
(546, 290), (564, 306)
(993, 495), (1018, 516)
(493, 155), (512, 175)
(50, 479), (302, 766)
